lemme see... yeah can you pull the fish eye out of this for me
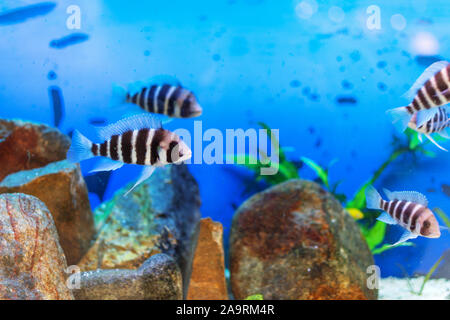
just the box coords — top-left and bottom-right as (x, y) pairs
(423, 220), (430, 229)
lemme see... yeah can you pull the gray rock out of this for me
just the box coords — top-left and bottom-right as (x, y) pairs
(77, 163), (201, 298)
(73, 253), (182, 300)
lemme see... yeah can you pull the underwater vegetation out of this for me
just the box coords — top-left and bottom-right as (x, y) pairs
(0, 2), (56, 25)
(232, 122), (448, 256)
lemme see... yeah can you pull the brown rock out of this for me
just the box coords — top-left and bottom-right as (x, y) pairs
(73, 253), (182, 300)
(230, 179), (377, 300)
(0, 119), (70, 182)
(0, 160), (96, 266)
(0, 193), (74, 300)
(187, 218), (228, 300)
(77, 164), (201, 298)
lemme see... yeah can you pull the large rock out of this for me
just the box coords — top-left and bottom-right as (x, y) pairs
(187, 218), (228, 300)
(77, 164), (201, 298)
(0, 160), (96, 266)
(73, 253), (182, 300)
(0, 119), (70, 182)
(230, 179), (377, 300)
(0, 193), (73, 300)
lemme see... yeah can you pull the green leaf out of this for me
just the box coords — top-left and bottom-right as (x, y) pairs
(301, 156), (329, 189)
(360, 220), (387, 251)
(434, 207), (450, 229)
(417, 253), (445, 295)
(245, 294), (264, 300)
(372, 242), (414, 255)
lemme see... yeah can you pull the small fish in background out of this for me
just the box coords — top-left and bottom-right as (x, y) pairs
(48, 85), (65, 128)
(49, 33), (89, 49)
(365, 185), (442, 245)
(67, 114), (192, 195)
(89, 117), (108, 126)
(111, 76), (203, 118)
(386, 60), (450, 132)
(0, 2), (56, 25)
(408, 106), (450, 151)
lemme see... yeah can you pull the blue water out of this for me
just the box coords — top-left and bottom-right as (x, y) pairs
(0, 0), (449, 278)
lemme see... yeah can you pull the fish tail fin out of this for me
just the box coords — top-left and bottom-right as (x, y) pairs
(67, 130), (94, 163)
(110, 83), (128, 107)
(386, 106), (412, 133)
(365, 185), (382, 210)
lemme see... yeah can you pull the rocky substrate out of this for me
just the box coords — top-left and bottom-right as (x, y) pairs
(0, 119), (382, 300)
(379, 277), (450, 300)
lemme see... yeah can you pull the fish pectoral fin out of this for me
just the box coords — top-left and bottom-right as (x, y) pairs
(124, 166), (156, 196)
(425, 133), (448, 152)
(89, 157), (124, 173)
(416, 108), (440, 128)
(376, 212), (397, 225)
(390, 230), (417, 247)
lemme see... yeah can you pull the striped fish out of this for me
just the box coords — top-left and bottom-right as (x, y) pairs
(366, 186), (441, 245)
(67, 114), (191, 195)
(408, 106), (450, 151)
(387, 61), (450, 132)
(111, 77), (202, 119)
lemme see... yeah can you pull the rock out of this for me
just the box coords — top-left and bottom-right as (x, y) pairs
(0, 193), (73, 300)
(0, 119), (70, 182)
(230, 179), (377, 300)
(0, 160), (96, 266)
(187, 218), (228, 300)
(77, 164), (201, 298)
(72, 253), (182, 300)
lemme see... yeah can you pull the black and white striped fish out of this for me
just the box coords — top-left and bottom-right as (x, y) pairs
(67, 114), (191, 195)
(365, 186), (441, 245)
(408, 106), (450, 151)
(111, 76), (202, 118)
(387, 61), (450, 132)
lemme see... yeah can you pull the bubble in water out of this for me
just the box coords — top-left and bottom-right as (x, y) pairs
(295, 0), (318, 20)
(390, 14), (407, 31)
(328, 6), (345, 23)
(411, 31), (439, 56)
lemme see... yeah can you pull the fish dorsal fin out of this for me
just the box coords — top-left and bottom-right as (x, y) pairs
(97, 114), (161, 141)
(146, 74), (181, 86)
(383, 188), (428, 206)
(403, 60), (449, 100)
(126, 75), (182, 96)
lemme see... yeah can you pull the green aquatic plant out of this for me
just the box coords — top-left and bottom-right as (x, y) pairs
(229, 121), (444, 255)
(245, 294), (264, 300)
(227, 122), (300, 186)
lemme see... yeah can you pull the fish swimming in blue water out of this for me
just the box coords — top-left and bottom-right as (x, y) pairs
(49, 33), (89, 49)
(366, 185), (442, 245)
(111, 76), (202, 118)
(67, 114), (192, 195)
(408, 106), (450, 151)
(0, 2), (56, 25)
(48, 85), (65, 128)
(387, 61), (450, 132)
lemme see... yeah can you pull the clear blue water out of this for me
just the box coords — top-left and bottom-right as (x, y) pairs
(0, 0), (449, 278)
